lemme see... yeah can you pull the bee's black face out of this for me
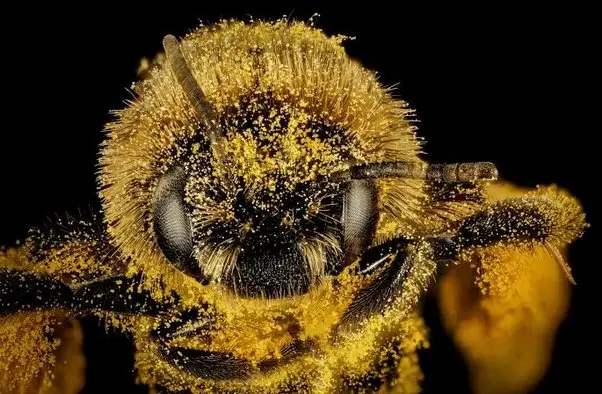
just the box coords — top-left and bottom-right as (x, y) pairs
(153, 165), (379, 299)
(224, 180), (348, 298)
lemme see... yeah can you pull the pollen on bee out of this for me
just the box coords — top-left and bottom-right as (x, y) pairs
(241, 221), (253, 235)
(281, 212), (293, 227)
(0, 15), (567, 394)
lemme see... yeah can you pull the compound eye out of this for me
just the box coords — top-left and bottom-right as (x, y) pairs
(342, 180), (378, 265)
(153, 166), (203, 279)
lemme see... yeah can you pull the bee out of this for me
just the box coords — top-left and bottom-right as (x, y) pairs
(0, 19), (586, 393)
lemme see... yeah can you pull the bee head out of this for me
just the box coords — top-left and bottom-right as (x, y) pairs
(145, 31), (390, 299)
(100, 22), (424, 300)
(153, 97), (381, 298)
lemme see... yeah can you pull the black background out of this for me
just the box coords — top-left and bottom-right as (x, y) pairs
(0, 3), (596, 393)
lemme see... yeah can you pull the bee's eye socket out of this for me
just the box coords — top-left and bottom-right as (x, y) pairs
(153, 166), (202, 278)
(342, 180), (378, 265)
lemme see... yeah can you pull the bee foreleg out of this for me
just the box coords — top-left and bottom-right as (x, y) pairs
(0, 269), (72, 315)
(149, 306), (253, 380)
(0, 269), (177, 316)
(72, 273), (179, 315)
(431, 189), (586, 282)
(154, 344), (253, 380)
(339, 236), (430, 327)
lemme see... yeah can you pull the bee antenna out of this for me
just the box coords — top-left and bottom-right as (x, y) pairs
(331, 161), (498, 183)
(162, 34), (223, 144)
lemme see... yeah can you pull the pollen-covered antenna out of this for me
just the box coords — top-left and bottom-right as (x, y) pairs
(332, 161), (498, 183)
(162, 34), (223, 144)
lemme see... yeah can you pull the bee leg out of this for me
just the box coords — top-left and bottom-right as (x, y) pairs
(0, 269), (72, 314)
(337, 189), (585, 330)
(72, 273), (179, 315)
(153, 346), (253, 380)
(339, 236), (425, 326)
(0, 269), (177, 316)
(149, 307), (253, 380)
(431, 192), (585, 283)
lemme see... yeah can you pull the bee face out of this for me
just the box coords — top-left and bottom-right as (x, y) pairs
(155, 91), (382, 297)
(182, 128), (349, 298)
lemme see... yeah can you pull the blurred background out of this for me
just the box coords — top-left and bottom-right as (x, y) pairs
(0, 3), (596, 393)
